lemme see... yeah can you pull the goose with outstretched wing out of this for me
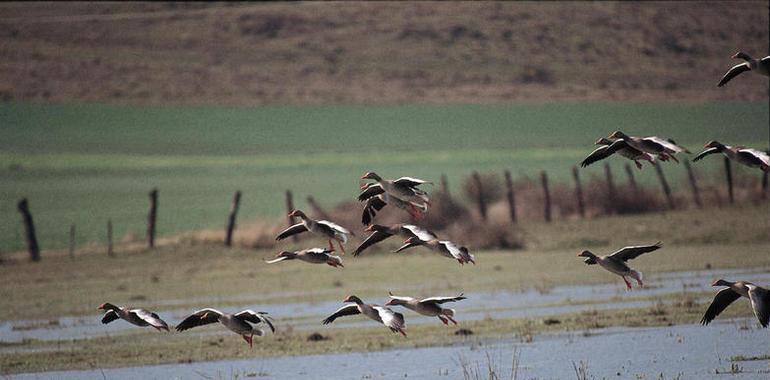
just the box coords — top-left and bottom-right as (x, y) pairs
(577, 242), (662, 289)
(176, 308), (274, 347)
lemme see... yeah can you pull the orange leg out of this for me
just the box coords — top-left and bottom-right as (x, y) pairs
(438, 316), (448, 325)
(328, 240), (335, 251)
(622, 276), (632, 290)
(447, 316), (458, 325)
(337, 240), (346, 255)
(242, 334), (253, 348)
(635, 161), (642, 170)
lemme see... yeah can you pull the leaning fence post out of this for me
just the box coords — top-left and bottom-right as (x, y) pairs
(724, 157), (734, 204)
(604, 163), (616, 214)
(684, 160), (702, 209)
(653, 162), (675, 209)
(285, 190), (298, 242)
(147, 188), (158, 249)
(541, 171), (552, 222)
(572, 166), (585, 218)
(471, 171), (488, 221)
(762, 171), (768, 200)
(624, 163), (639, 196)
(16, 198), (40, 262)
(107, 219), (114, 257)
(504, 170), (517, 223)
(440, 174), (449, 195)
(69, 224), (75, 260)
(225, 191), (241, 247)
(307, 196), (331, 220)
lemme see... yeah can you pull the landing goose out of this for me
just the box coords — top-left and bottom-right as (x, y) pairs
(701, 279), (770, 328)
(396, 236), (475, 265)
(276, 210), (352, 253)
(176, 308), (274, 347)
(265, 248), (343, 268)
(717, 52), (770, 87)
(98, 303), (169, 331)
(693, 141), (769, 172)
(580, 137), (658, 169)
(353, 224), (437, 256)
(385, 293), (466, 325)
(577, 242), (662, 289)
(322, 295), (407, 336)
(359, 183), (427, 224)
(607, 131), (689, 163)
(360, 172), (432, 209)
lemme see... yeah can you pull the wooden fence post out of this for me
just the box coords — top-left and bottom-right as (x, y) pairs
(69, 224), (75, 260)
(572, 166), (585, 218)
(285, 190), (298, 242)
(504, 170), (517, 223)
(440, 174), (449, 195)
(471, 171), (487, 221)
(541, 171), (552, 222)
(307, 196), (330, 220)
(762, 171), (768, 200)
(684, 160), (702, 209)
(107, 219), (114, 257)
(624, 163), (639, 196)
(724, 157), (734, 204)
(653, 162), (675, 209)
(147, 188), (158, 249)
(604, 163), (616, 214)
(16, 198), (40, 262)
(225, 191), (241, 247)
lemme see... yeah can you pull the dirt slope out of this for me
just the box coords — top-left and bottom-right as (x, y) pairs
(0, 1), (767, 105)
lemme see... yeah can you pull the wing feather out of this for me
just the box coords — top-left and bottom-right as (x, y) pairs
(701, 288), (741, 325)
(275, 223), (308, 240)
(101, 309), (120, 324)
(175, 308), (222, 332)
(322, 304), (361, 324)
(353, 230), (393, 256)
(692, 147), (720, 162)
(235, 310), (275, 332)
(421, 294), (466, 304)
(608, 242), (662, 262)
(748, 285), (770, 328)
(717, 62), (751, 87)
(129, 309), (169, 330)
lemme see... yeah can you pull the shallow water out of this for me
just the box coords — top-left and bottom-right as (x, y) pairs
(3, 267), (769, 344)
(10, 320), (770, 379)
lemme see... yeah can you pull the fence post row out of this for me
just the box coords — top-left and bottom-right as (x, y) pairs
(285, 190), (298, 242)
(471, 171), (487, 222)
(624, 163), (638, 195)
(225, 191), (241, 247)
(653, 162), (675, 210)
(572, 166), (585, 219)
(147, 188), (158, 249)
(604, 163), (616, 214)
(504, 169), (517, 223)
(541, 171), (551, 223)
(69, 224), (75, 260)
(683, 160), (702, 209)
(16, 198), (40, 262)
(107, 219), (114, 257)
(723, 157), (734, 205)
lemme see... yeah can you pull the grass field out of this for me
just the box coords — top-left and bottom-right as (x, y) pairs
(1, 102), (768, 251)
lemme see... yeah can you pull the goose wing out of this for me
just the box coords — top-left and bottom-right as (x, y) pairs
(322, 304), (360, 324)
(737, 149), (770, 167)
(607, 242), (662, 262)
(439, 241), (475, 264)
(353, 230), (393, 256)
(387, 292), (417, 303)
(176, 308), (222, 332)
(358, 184), (385, 201)
(717, 62), (751, 87)
(234, 310), (275, 332)
(747, 285), (770, 328)
(645, 137), (687, 153)
(693, 147), (720, 162)
(421, 294), (466, 305)
(265, 255), (291, 264)
(701, 288), (741, 325)
(361, 196), (387, 225)
(317, 220), (351, 235)
(128, 309), (169, 331)
(373, 306), (406, 330)
(394, 177), (432, 187)
(402, 225), (438, 241)
(101, 309), (120, 324)
(580, 140), (628, 167)
(275, 223), (308, 241)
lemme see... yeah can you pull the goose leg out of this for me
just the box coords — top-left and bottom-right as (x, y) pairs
(399, 329), (407, 337)
(242, 334), (253, 348)
(438, 316), (448, 325)
(337, 240), (346, 254)
(328, 240), (335, 251)
(669, 154), (679, 163)
(635, 160), (642, 170)
(622, 276), (632, 290)
(447, 316), (458, 325)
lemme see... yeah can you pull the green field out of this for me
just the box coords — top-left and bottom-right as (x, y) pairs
(1, 102), (767, 251)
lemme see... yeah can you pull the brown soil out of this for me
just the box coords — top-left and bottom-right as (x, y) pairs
(0, 1), (767, 105)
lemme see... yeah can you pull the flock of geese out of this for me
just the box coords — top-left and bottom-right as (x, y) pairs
(97, 52), (770, 348)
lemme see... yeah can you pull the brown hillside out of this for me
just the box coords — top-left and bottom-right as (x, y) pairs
(0, 1), (767, 105)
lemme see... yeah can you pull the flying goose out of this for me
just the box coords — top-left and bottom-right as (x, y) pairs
(353, 224), (437, 256)
(359, 183), (427, 224)
(176, 308), (275, 347)
(322, 295), (407, 336)
(265, 248), (343, 268)
(385, 292), (466, 325)
(98, 303), (169, 331)
(693, 141), (769, 172)
(276, 210), (352, 254)
(580, 137), (659, 169)
(717, 52), (770, 87)
(607, 131), (690, 163)
(396, 236), (475, 265)
(577, 242), (662, 289)
(360, 172), (432, 210)
(701, 279), (770, 328)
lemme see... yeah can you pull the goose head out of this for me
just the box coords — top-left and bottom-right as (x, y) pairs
(360, 172), (382, 181)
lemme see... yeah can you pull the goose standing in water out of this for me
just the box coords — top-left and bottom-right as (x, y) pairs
(265, 248), (344, 268)
(701, 279), (770, 328)
(580, 137), (660, 169)
(577, 242), (662, 289)
(276, 210), (352, 253)
(693, 141), (769, 172)
(353, 224), (437, 256)
(322, 295), (407, 336)
(717, 52), (770, 87)
(176, 308), (275, 347)
(358, 183), (427, 224)
(98, 303), (169, 331)
(385, 293), (466, 325)
(607, 131), (689, 163)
